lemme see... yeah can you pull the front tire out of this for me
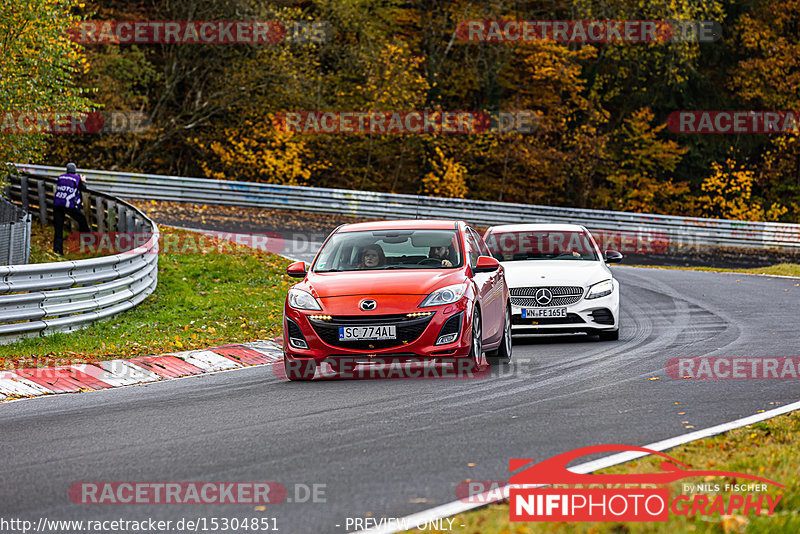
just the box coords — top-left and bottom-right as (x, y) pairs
(598, 327), (619, 341)
(488, 304), (512, 365)
(467, 308), (484, 371)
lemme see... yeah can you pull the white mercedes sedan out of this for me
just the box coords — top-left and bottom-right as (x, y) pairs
(483, 224), (621, 341)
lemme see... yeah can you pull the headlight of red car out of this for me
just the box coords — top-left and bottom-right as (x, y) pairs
(419, 282), (468, 307)
(287, 288), (322, 310)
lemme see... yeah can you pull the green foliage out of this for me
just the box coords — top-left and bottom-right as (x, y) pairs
(0, 0), (95, 163)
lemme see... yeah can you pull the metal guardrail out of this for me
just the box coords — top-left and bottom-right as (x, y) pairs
(0, 197), (32, 265)
(0, 171), (159, 343)
(14, 164), (800, 251)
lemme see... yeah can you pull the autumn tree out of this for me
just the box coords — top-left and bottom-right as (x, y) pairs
(420, 146), (468, 198)
(602, 108), (690, 214)
(728, 0), (800, 222)
(0, 0), (94, 164)
(697, 155), (788, 221)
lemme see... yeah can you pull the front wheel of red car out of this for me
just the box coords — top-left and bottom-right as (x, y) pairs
(467, 308), (484, 371)
(488, 304), (512, 366)
(284, 355), (316, 381)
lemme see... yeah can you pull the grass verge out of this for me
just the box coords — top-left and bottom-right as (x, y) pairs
(0, 224), (290, 369)
(623, 263), (800, 278)
(410, 410), (800, 533)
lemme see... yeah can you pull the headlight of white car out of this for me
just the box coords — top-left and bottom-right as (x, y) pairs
(586, 279), (614, 299)
(287, 288), (322, 310)
(419, 283), (468, 307)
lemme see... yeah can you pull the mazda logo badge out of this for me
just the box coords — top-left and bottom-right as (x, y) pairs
(360, 299), (377, 311)
(535, 288), (553, 306)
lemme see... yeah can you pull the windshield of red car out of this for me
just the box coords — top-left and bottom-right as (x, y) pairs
(313, 229), (463, 271)
(485, 230), (599, 261)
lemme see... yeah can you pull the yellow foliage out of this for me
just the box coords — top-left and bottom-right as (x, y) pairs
(196, 115), (326, 185)
(603, 108), (689, 214)
(420, 147), (468, 198)
(697, 157), (788, 221)
(339, 41), (429, 109)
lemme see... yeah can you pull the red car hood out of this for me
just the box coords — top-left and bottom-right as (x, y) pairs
(303, 269), (465, 299)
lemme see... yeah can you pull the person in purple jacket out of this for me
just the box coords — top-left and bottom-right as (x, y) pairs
(53, 162), (90, 254)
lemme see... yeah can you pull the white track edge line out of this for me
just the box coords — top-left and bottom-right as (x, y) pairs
(352, 399), (800, 534)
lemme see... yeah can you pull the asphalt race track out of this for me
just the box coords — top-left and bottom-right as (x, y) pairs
(1, 262), (799, 533)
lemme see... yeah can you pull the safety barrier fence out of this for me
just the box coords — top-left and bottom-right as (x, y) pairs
(0, 197), (31, 265)
(14, 164), (800, 253)
(0, 170), (158, 343)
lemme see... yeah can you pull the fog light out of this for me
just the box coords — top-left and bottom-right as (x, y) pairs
(435, 333), (459, 345)
(289, 337), (308, 349)
(435, 311), (463, 345)
(406, 312), (434, 318)
(309, 315), (332, 321)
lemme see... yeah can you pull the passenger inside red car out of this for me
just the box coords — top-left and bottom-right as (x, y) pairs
(357, 244), (387, 269)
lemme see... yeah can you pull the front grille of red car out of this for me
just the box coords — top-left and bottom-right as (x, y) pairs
(308, 314), (434, 350)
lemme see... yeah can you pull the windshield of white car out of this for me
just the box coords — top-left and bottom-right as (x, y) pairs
(484, 230), (599, 261)
(313, 229), (463, 272)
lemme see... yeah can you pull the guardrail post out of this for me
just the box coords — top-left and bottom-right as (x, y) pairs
(117, 205), (127, 233)
(7, 222), (15, 265)
(20, 175), (29, 212)
(108, 204), (117, 232)
(95, 197), (105, 232)
(24, 214), (31, 264)
(37, 179), (47, 224)
(82, 191), (90, 226)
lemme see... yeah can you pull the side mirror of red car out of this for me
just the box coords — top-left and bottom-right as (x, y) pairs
(474, 255), (500, 273)
(287, 261), (307, 278)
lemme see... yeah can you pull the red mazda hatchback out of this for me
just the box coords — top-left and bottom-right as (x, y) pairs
(282, 219), (512, 380)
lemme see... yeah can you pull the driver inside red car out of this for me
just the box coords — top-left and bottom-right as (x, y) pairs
(428, 245), (453, 267)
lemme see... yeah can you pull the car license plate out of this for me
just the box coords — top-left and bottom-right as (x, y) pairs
(522, 308), (567, 318)
(339, 325), (397, 341)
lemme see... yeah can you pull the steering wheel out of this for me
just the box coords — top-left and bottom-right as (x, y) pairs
(417, 258), (443, 265)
